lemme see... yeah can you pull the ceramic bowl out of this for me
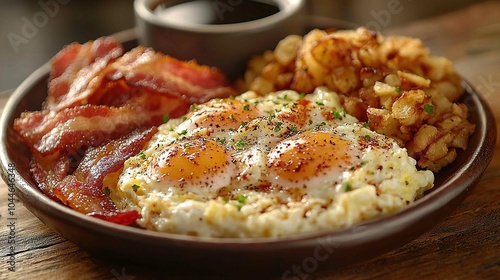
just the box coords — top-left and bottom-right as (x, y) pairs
(0, 26), (496, 276)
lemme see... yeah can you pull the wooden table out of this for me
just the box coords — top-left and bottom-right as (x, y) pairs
(1, 2), (499, 279)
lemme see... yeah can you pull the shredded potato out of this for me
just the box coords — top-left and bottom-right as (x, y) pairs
(238, 27), (475, 172)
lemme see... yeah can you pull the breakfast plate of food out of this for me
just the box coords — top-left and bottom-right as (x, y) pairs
(0, 23), (495, 274)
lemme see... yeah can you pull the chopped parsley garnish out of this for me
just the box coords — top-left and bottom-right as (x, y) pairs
(280, 94), (292, 101)
(235, 140), (246, 150)
(184, 143), (191, 149)
(137, 150), (146, 160)
(290, 125), (298, 133)
(312, 122), (327, 130)
(102, 186), (111, 196)
(424, 104), (435, 116)
(308, 119), (314, 125)
(396, 87), (402, 93)
(363, 135), (371, 139)
(243, 104), (250, 111)
(216, 137), (227, 145)
(333, 109), (346, 119)
(241, 121), (248, 127)
(131, 184), (140, 192)
(343, 182), (353, 192)
(180, 129), (188, 135)
(162, 114), (170, 124)
(315, 101), (324, 106)
(222, 197), (229, 203)
(363, 122), (370, 129)
(190, 104), (197, 111)
(299, 93), (305, 99)
(229, 114), (236, 122)
(361, 160), (368, 165)
(182, 116), (187, 122)
(274, 122), (283, 132)
(237, 195), (246, 204)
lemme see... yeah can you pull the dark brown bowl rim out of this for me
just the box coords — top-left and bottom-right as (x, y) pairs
(0, 27), (496, 270)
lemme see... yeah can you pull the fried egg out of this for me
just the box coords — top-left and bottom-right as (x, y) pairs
(111, 87), (434, 238)
(267, 130), (361, 190)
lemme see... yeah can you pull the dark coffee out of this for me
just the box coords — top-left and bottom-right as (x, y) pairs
(154, 0), (280, 25)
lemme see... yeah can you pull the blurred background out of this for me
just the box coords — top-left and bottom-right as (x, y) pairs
(0, 0), (489, 92)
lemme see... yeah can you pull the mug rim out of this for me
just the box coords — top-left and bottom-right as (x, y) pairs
(134, 0), (306, 33)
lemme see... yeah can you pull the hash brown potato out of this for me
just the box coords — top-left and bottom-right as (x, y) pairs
(238, 27), (475, 172)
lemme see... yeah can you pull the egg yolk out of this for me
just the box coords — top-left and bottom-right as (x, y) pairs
(179, 99), (261, 133)
(267, 131), (359, 188)
(153, 138), (235, 194)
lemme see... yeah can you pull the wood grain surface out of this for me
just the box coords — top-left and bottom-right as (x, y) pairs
(1, 2), (499, 279)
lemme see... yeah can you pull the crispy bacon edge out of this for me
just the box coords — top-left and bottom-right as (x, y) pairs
(14, 93), (190, 156)
(52, 127), (157, 225)
(46, 37), (124, 111)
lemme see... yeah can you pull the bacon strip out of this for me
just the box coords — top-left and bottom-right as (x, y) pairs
(50, 127), (157, 225)
(46, 43), (235, 112)
(14, 93), (189, 156)
(46, 37), (124, 111)
(104, 46), (236, 104)
(71, 127), (158, 188)
(31, 152), (70, 199)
